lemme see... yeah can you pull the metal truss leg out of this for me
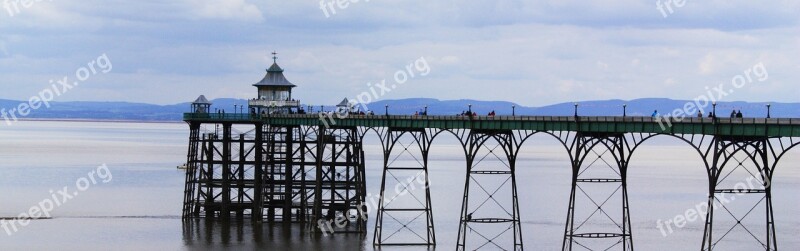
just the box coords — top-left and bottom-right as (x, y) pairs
(253, 124), (264, 220)
(374, 129), (436, 246)
(262, 125), (314, 223)
(183, 123), (261, 220)
(221, 123), (231, 218)
(311, 126), (367, 234)
(562, 134), (633, 251)
(457, 130), (523, 251)
(702, 137), (777, 251)
(182, 122), (201, 219)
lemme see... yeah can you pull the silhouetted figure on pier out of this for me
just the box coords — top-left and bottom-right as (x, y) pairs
(651, 110), (658, 117)
(737, 110), (743, 118)
(731, 110), (737, 118)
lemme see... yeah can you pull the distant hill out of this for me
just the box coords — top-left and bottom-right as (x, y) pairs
(0, 98), (796, 122)
(0, 98), (249, 122)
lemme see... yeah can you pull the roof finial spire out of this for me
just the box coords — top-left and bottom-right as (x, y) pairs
(271, 51), (277, 64)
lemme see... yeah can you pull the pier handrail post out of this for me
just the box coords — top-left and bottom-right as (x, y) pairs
(623, 104), (627, 118)
(767, 103), (772, 119)
(712, 102), (717, 124)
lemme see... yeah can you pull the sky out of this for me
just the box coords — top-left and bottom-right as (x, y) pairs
(0, 0), (798, 106)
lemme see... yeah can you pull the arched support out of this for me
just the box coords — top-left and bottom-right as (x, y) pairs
(457, 129), (527, 251)
(562, 132), (634, 251)
(701, 136), (786, 251)
(373, 128), (438, 246)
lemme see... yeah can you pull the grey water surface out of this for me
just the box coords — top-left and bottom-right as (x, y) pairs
(0, 121), (798, 250)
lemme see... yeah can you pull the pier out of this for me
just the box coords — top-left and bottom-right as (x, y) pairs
(181, 57), (799, 251)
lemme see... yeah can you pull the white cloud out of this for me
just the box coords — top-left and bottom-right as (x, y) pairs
(443, 56), (460, 63)
(699, 54), (716, 75)
(185, 0), (263, 22)
(0, 0), (798, 106)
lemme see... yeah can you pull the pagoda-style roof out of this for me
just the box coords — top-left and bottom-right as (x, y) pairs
(193, 95), (212, 104)
(254, 62), (296, 88)
(337, 98), (351, 107)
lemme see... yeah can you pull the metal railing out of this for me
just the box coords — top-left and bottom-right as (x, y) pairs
(248, 99), (300, 107)
(183, 113), (800, 125)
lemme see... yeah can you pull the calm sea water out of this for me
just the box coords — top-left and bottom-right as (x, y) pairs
(0, 121), (798, 250)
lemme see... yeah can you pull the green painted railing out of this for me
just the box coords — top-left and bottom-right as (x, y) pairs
(183, 113), (800, 137)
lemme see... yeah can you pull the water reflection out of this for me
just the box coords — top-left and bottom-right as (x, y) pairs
(182, 219), (370, 250)
(181, 219), (440, 250)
